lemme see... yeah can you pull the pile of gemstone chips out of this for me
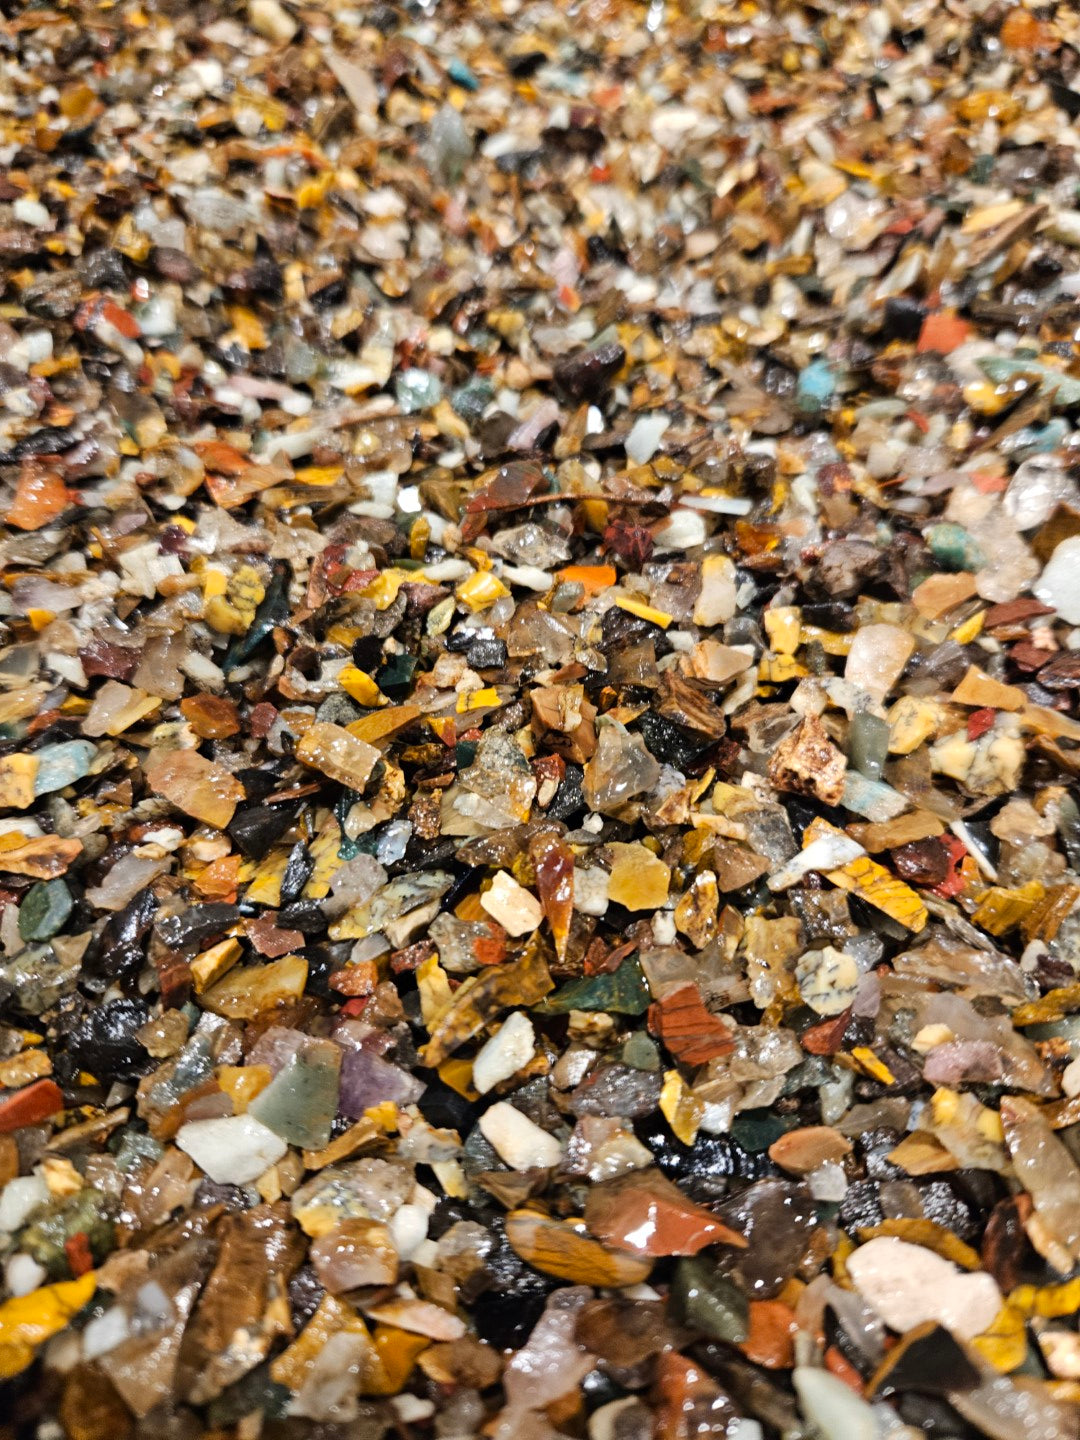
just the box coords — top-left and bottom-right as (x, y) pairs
(5, 0), (1080, 1437)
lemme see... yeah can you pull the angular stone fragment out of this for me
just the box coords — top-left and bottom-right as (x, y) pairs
(768, 831), (864, 891)
(419, 946), (553, 1067)
(868, 1321), (981, 1398)
(348, 703), (423, 748)
(480, 871), (543, 936)
(648, 984), (734, 1064)
(606, 842), (670, 910)
(887, 696), (943, 754)
(472, 1012), (536, 1094)
(846, 1236), (1002, 1340)
(505, 1210), (653, 1287)
(912, 571), (978, 619)
(0, 1273), (97, 1381)
(248, 1039), (341, 1150)
(311, 1219), (398, 1293)
(18, 879), (72, 941)
(190, 937), (242, 992)
(200, 954), (308, 1020)
(0, 1078), (64, 1133)
(583, 722), (661, 813)
(182, 1202), (304, 1402)
(543, 956), (651, 1016)
(693, 554), (737, 626)
(768, 1126), (852, 1175)
(180, 693), (241, 738)
(479, 1101), (564, 1170)
(794, 1368), (878, 1440)
(176, 1114), (287, 1185)
(685, 639), (754, 684)
(83, 682), (161, 737)
(767, 714), (847, 806)
(674, 870), (720, 948)
(951, 665), (1025, 712)
(795, 946), (859, 1016)
(844, 624), (914, 704)
(144, 748), (244, 829)
(0, 754), (38, 809)
(803, 818), (928, 932)
(583, 1171), (746, 1256)
(847, 811), (944, 853)
(269, 1292), (377, 1402)
(1001, 1095), (1080, 1271)
(362, 1297), (465, 1341)
(296, 722), (380, 790)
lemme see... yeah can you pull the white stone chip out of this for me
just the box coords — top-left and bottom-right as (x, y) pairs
(794, 1368), (877, 1440)
(473, 1012), (536, 1095)
(176, 1113), (287, 1185)
(693, 554), (738, 626)
(5, 1253), (47, 1297)
(480, 870), (543, 936)
(479, 1101), (564, 1170)
(0, 1175), (48, 1233)
(844, 623), (915, 704)
(14, 197), (50, 229)
(652, 508), (707, 553)
(572, 867), (610, 916)
(846, 1235), (1002, 1340)
(625, 412), (670, 464)
(768, 832), (865, 891)
(1037, 536), (1080, 625)
(388, 1203), (430, 1261)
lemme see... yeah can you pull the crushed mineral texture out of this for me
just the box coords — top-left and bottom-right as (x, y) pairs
(6, 0), (1080, 1435)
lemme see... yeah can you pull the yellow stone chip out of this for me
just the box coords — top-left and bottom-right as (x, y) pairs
(804, 817), (928, 932)
(606, 842), (670, 910)
(972, 1304), (1028, 1374)
(758, 653), (807, 683)
(850, 1047), (896, 1085)
(614, 594), (672, 628)
(456, 571), (510, 611)
(970, 882), (1045, 937)
(764, 606), (801, 655)
(217, 1063), (272, 1112)
(201, 954), (308, 1020)
(0, 754), (38, 810)
(191, 937), (243, 993)
(660, 1069), (703, 1146)
(887, 696), (942, 754)
(456, 686), (501, 712)
(348, 704), (423, 748)
(951, 665), (1024, 712)
(366, 1325), (431, 1395)
(339, 665), (386, 707)
(0, 1272), (97, 1380)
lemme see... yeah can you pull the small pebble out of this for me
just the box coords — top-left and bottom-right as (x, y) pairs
(846, 1236), (1002, 1339)
(480, 872), (543, 937)
(472, 1012), (536, 1094)
(478, 1101), (564, 1170)
(176, 1114), (287, 1185)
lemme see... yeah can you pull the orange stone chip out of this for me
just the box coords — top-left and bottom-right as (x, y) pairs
(584, 1171), (746, 1256)
(740, 1300), (798, 1370)
(768, 1125), (853, 1175)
